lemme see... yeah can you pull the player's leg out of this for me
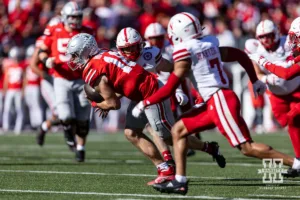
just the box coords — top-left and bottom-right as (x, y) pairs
(14, 90), (24, 135)
(2, 90), (14, 132)
(144, 99), (175, 164)
(126, 101), (174, 185)
(54, 77), (76, 151)
(211, 89), (296, 168)
(25, 85), (43, 129)
(73, 79), (91, 162)
(0, 90), (4, 127)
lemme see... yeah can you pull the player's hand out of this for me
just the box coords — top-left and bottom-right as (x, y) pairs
(45, 57), (55, 69)
(252, 79), (266, 97)
(95, 108), (109, 119)
(132, 101), (145, 118)
(249, 54), (268, 67)
(261, 74), (285, 87)
(175, 89), (189, 106)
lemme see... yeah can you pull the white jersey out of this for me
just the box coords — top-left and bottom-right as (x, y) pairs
(245, 36), (300, 95)
(172, 35), (229, 102)
(136, 46), (162, 73)
(162, 44), (173, 63)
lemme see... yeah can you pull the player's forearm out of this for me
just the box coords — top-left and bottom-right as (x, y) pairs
(143, 73), (181, 106)
(265, 62), (300, 80)
(96, 99), (121, 110)
(220, 47), (258, 83)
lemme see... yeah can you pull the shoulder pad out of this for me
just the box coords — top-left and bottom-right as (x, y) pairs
(244, 39), (259, 54)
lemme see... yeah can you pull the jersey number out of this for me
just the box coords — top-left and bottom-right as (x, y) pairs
(57, 38), (70, 62)
(209, 58), (226, 84)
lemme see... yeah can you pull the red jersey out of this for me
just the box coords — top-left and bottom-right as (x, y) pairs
(83, 51), (158, 101)
(5, 61), (25, 90)
(43, 23), (94, 80)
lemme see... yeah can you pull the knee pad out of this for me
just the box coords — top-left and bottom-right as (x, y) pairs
(60, 119), (74, 130)
(76, 120), (89, 137)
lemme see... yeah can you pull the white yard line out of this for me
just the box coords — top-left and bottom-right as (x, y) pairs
(0, 189), (265, 200)
(249, 194), (300, 198)
(0, 169), (300, 183)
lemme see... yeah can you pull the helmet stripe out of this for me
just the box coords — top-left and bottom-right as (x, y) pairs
(262, 20), (265, 34)
(182, 13), (198, 34)
(124, 28), (128, 42)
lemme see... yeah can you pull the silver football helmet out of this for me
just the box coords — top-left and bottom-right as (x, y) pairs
(66, 33), (100, 71)
(61, 2), (83, 29)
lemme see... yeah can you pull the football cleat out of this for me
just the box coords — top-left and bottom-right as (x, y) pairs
(210, 142), (226, 168)
(282, 168), (300, 178)
(153, 179), (188, 195)
(75, 150), (85, 162)
(187, 149), (196, 157)
(147, 165), (175, 186)
(36, 125), (46, 146)
(64, 132), (76, 152)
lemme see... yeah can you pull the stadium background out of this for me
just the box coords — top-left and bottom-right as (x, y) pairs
(0, 0), (300, 132)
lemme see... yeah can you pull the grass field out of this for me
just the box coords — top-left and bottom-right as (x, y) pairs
(0, 131), (299, 200)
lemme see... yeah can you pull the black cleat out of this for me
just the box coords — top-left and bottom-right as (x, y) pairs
(36, 126), (46, 146)
(64, 132), (76, 152)
(75, 150), (85, 162)
(210, 142), (226, 168)
(282, 168), (300, 178)
(187, 149), (196, 157)
(153, 180), (188, 195)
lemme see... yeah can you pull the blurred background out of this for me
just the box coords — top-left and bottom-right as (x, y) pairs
(0, 0), (299, 134)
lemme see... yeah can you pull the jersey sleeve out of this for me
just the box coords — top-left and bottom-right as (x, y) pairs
(84, 62), (104, 87)
(202, 35), (220, 47)
(172, 43), (191, 62)
(244, 39), (259, 54)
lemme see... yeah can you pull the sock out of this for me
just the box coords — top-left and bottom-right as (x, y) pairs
(162, 150), (173, 161)
(41, 122), (48, 132)
(175, 175), (187, 183)
(292, 158), (300, 169)
(76, 145), (85, 151)
(157, 162), (169, 170)
(201, 142), (213, 155)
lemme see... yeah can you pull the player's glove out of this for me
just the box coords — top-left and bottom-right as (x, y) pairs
(248, 54), (268, 67)
(261, 74), (285, 87)
(252, 79), (266, 97)
(45, 57), (55, 69)
(175, 89), (189, 106)
(132, 101), (146, 118)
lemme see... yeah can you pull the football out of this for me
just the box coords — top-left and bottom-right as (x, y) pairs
(84, 84), (104, 103)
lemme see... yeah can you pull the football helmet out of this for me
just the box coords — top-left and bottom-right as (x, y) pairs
(256, 20), (279, 49)
(167, 12), (202, 45)
(144, 23), (166, 49)
(9, 46), (24, 61)
(288, 17), (300, 53)
(26, 45), (35, 58)
(66, 33), (100, 71)
(116, 27), (144, 61)
(61, 2), (83, 29)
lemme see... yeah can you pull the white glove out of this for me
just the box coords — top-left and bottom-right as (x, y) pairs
(45, 57), (55, 69)
(248, 54), (268, 67)
(132, 101), (146, 118)
(261, 74), (285, 87)
(175, 89), (189, 106)
(252, 80), (266, 97)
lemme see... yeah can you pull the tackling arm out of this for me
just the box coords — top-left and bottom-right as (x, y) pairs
(264, 62), (300, 80)
(143, 59), (190, 106)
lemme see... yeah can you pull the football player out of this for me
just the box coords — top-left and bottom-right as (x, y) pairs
(38, 2), (94, 162)
(66, 33), (226, 185)
(132, 12), (300, 194)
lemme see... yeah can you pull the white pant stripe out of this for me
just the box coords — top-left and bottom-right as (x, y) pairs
(217, 90), (246, 144)
(213, 93), (238, 146)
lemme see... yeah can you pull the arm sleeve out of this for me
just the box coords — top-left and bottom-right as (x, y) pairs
(220, 46), (258, 83)
(144, 73), (181, 106)
(264, 62), (300, 80)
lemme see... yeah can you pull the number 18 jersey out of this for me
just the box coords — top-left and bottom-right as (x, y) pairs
(172, 35), (229, 101)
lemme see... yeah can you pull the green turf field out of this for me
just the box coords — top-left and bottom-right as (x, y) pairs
(0, 131), (299, 200)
